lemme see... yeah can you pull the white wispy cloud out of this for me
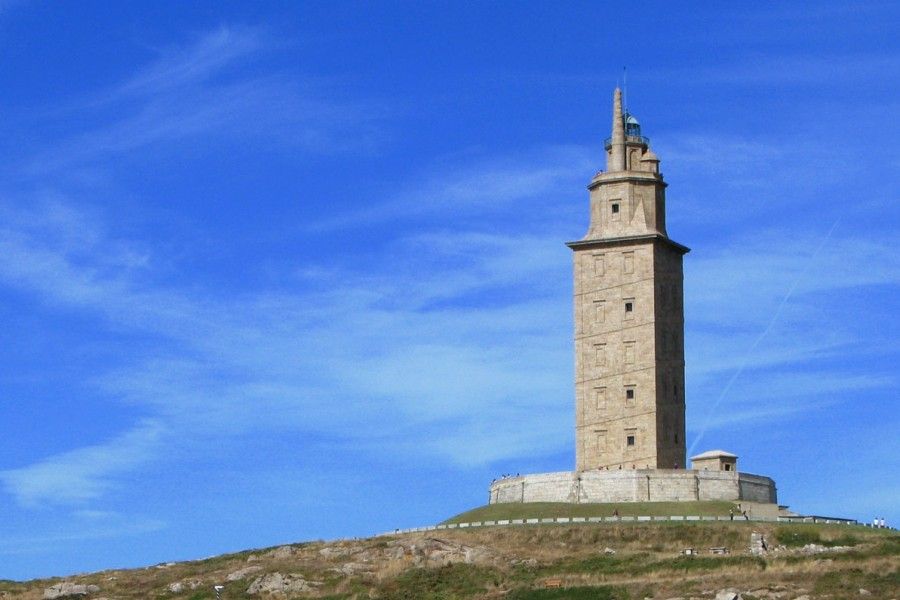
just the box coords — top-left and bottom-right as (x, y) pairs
(0, 419), (166, 506)
(16, 27), (385, 178)
(0, 184), (574, 506)
(305, 145), (593, 231)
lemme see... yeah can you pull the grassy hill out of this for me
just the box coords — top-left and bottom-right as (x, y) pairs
(442, 501), (739, 524)
(0, 521), (896, 599)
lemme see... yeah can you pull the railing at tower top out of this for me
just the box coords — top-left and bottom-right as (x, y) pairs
(604, 135), (650, 150)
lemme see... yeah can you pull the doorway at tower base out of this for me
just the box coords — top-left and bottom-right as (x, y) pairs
(488, 469), (776, 505)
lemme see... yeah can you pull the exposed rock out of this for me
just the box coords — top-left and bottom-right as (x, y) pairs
(226, 566), (263, 581)
(246, 573), (321, 595)
(319, 545), (352, 558)
(603, 547), (617, 554)
(377, 537), (493, 567)
(268, 546), (294, 559)
(43, 583), (101, 599)
(859, 590), (871, 596)
(246, 554), (259, 562)
(793, 596), (810, 600)
(715, 590), (741, 600)
(167, 582), (184, 593)
(798, 543), (852, 555)
(750, 532), (768, 556)
(511, 557), (538, 567)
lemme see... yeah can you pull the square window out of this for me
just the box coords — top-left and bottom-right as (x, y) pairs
(626, 435), (635, 446)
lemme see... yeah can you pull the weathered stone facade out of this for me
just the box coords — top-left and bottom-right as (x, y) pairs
(489, 470), (777, 505)
(568, 89), (687, 470)
(485, 88), (780, 508)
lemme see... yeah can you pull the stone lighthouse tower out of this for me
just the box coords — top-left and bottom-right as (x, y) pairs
(567, 89), (689, 471)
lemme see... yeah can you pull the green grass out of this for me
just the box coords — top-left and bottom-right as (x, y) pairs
(639, 555), (765, 574)
(775, 525), (861, 547)
(377, 563), (500, 599)
(442, 501), (738, 524)
(507, 585), (629, 599)
(814, 568), (900, 597)
(515, 552), (763, 581)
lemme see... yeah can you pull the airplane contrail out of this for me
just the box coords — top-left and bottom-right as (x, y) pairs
(688, 219), (841, 456)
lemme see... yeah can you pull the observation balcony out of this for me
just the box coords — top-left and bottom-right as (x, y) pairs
(604, 135), (650, 150)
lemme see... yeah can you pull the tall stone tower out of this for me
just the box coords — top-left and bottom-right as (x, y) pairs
(568, 89), (688, 471)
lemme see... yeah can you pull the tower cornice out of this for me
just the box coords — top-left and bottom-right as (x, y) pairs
(588, 171), (665, 190)
(566, 234), (690, 255)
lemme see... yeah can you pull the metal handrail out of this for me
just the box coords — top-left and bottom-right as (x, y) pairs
(604, 135), (650, 150)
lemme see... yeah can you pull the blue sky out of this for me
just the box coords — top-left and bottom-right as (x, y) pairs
(1, 1), (898, 580)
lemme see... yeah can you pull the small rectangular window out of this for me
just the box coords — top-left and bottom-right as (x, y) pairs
(625, 301), (633, 312)
(610, 200), (621, 222)
(623, 298), (634, 320)
(626, 435), (635, 446)
(625, 388), (634, 400)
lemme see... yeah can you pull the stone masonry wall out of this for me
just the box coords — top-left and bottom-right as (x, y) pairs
(489, 470), (776, 505)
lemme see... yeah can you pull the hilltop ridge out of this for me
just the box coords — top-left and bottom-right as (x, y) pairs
(1, 519), (896, 599)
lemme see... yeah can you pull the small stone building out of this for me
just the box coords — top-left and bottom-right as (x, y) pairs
(690, 450), (737, 472)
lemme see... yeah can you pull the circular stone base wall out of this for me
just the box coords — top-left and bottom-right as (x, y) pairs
(488, 469), (776, 505)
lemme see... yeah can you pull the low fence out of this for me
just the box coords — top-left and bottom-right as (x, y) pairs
(377, 514), (891, 537)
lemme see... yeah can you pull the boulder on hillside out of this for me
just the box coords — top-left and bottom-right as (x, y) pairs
(380, 537), (493, 567)
(226, 566), (263, 581)
(42, 583), (100, 599)
(268, 546), (295, 559)
(246, 573), (321, 595)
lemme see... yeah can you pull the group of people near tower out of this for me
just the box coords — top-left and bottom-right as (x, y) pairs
(490, 473), (519, 484)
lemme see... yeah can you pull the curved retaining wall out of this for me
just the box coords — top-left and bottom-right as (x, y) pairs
(488, 469), (776, 505)
(380, 514), (868, 537)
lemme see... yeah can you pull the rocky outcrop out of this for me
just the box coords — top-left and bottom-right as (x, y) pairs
(380, 537), (493, 566)
(42, 583), (100, 599)
(267, 546), (295, 559)
(246, 573), (321, 595)
(226, 566), (263, 581)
